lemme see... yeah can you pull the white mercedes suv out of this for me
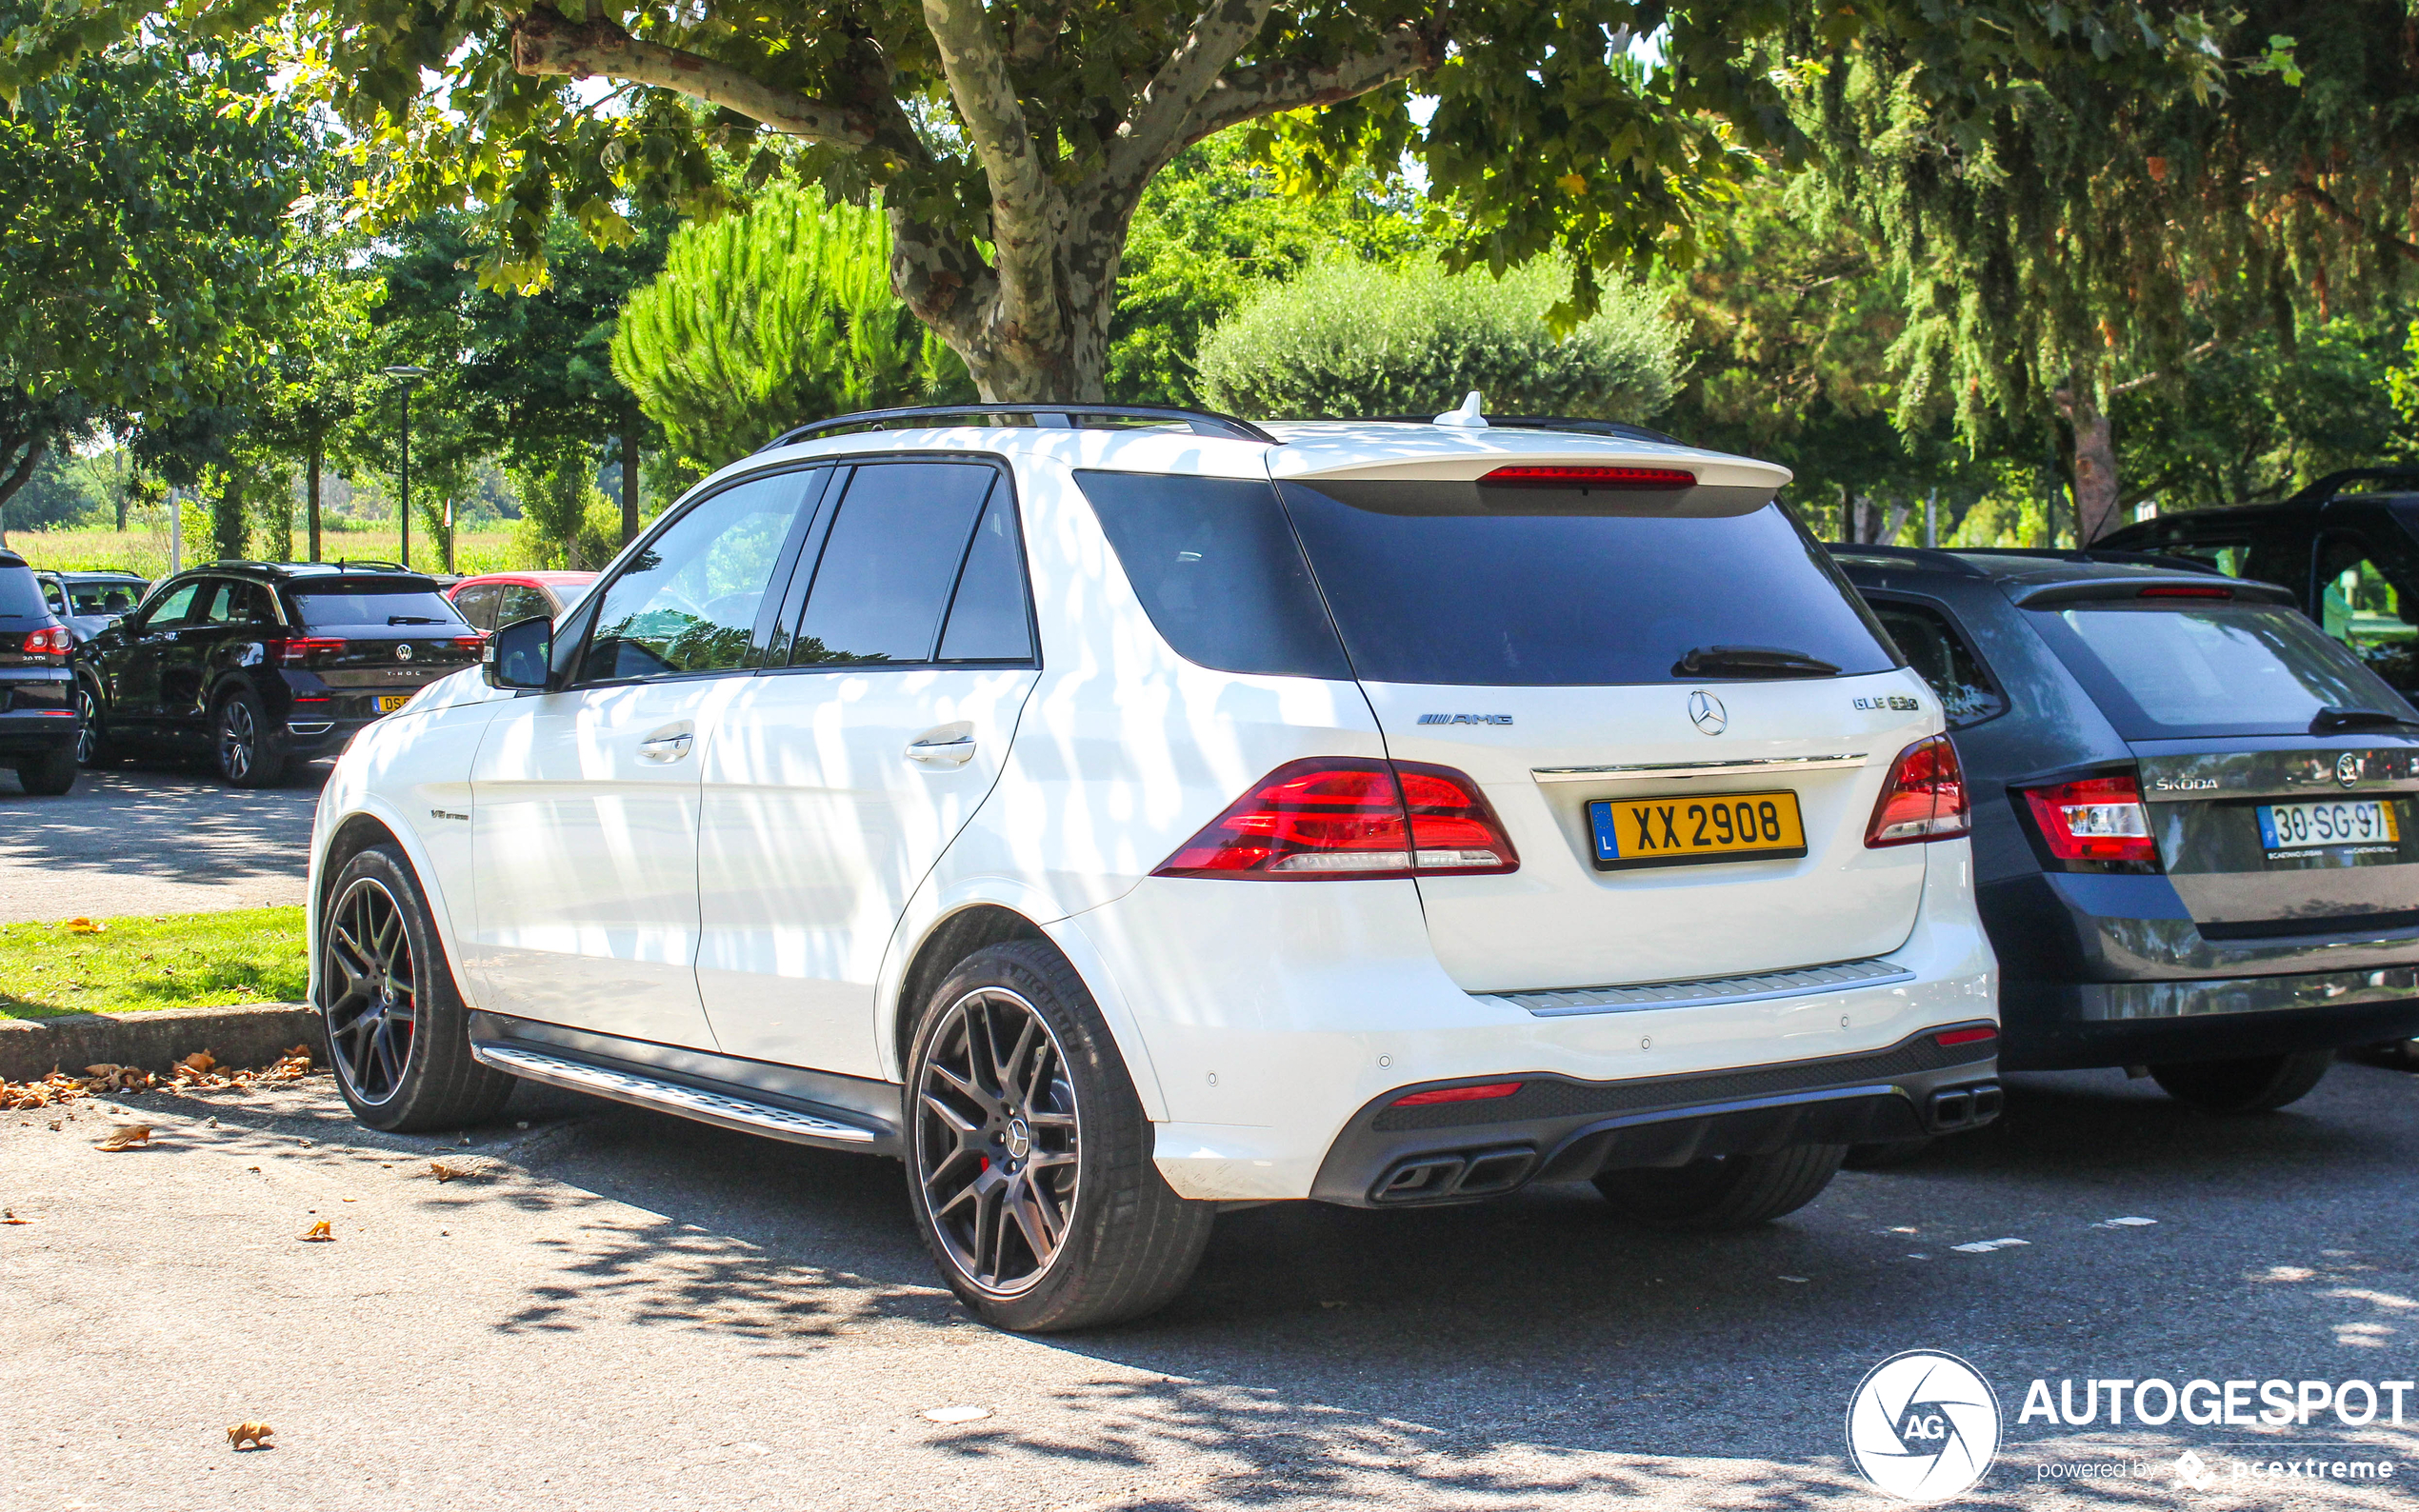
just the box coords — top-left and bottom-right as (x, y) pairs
(308, 403), (2000, 1331)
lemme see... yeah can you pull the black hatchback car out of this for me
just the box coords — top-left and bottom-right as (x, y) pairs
(0, 549), (79, 795)
(79, 562), (485, 787)
(1834, 546), (2419, 1120)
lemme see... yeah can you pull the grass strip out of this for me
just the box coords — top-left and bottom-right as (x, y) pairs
(0, 907), (307, 1020)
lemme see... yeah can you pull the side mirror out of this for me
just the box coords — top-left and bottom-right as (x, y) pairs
(485, 615), (554, 690)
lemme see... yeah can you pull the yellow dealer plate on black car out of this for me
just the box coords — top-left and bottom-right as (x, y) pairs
(375, 693), (412, 713)
(1589, 790), (1809, 871)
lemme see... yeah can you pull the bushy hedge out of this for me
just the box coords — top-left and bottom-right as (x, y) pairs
(1195, 259), (1679, 422)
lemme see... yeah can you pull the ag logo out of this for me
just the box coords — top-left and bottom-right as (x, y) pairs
(1845, 1349), (2001, 1502)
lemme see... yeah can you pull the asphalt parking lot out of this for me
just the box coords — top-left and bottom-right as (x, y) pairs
(7, 1058), (2416, 1510)
(0, 762), (325, 922)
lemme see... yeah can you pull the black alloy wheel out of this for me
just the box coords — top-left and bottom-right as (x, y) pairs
(914, 986), (1082, 1296)
(73, 682), (101, 766)
(213, 686), (289, 787)
(323, 875), (419, 1106)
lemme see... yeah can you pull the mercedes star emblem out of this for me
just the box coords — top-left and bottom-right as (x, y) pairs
(1689, 689), (1728, 736)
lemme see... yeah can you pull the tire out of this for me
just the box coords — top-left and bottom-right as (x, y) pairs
(2149, 1050), (2334, 1113)
(904, 941), (1214, 1332)
(73, 679), (109, 766)
(1594, 1144), (1848, 1231)
(1843, 1136), (1936, 1171)
(13, 745), (77, 796)
(319, 844), (514, 1133)
(213, 686), (291, 788)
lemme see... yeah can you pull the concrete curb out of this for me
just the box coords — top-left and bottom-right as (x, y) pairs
(0, 1002), (324, 1083)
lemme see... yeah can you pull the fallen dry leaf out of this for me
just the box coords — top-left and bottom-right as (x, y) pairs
(1, 1209), (26, 1224)
(178, 1050), (218, 1075)
(226, 1422), (274, 1451)
(66, 917), (104, 935)
(298, 1220), (333, 1243)
(94, 1124), (151, 1151)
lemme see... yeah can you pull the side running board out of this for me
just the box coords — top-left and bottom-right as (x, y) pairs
(472, 1042), (888, 1153)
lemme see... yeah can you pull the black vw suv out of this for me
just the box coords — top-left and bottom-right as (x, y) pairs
(79, 562), (484, 786)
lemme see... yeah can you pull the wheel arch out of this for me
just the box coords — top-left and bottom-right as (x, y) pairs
(309, 802), (474, 1012)
(890, 904), (1050, 1084)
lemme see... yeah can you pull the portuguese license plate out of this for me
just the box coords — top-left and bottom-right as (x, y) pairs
(375, 693), (412, 713)
(1589, 790), (1809, 871)
(2256, 799), (2401, 851)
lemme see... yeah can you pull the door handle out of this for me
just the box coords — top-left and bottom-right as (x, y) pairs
(638, 731), (694, 764)
(905, 732), (976, 766)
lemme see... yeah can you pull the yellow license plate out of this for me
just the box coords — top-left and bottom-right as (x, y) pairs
(375, 693), (413, 713)
(1589, 789), (1809, 870)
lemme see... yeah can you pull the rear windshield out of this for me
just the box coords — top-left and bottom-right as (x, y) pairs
(1276, 483), (1899, 686)
(2035, 603), (2415, 737)
(0, 565), (47, 620)
(290, 585), (465, 630)
(62, 580), (144, 615)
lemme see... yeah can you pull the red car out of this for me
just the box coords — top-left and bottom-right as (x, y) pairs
(444, 571), (597, 632)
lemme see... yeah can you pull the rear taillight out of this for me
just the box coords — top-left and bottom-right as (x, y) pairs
(2139, 585), (2231, 599)
(1866, 735), (1970, 847)
(450, 634), (486, 652)
(276, 636), (349, 666)
(1935, 1025), (1998, 1049)
(21, 626), (70, 659)
(1152, 758), (1519, 880)
(2021, 774), (2157, 864)
(1480, 465), (1696, 489)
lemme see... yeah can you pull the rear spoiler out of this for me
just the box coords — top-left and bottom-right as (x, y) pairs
(2009, 577), (2296, 608)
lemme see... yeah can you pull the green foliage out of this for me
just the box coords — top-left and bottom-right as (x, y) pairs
(507, 454), (620, 569)
(1196, 260), (1678, 422)
(1106, 139), (1430, 407)
(611, 186), (968, 469)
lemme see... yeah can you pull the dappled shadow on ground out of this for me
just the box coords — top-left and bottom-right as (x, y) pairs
(0, 762), (324, 886)
(465, 1060), (2419, 1484)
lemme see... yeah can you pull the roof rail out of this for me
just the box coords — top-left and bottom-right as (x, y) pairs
(2280, 467), (2419, 508)
(1366, 413), (1685, 446)
(324, 559), (411, 572)
(1824, 543), (1990, 577)
(759, 404), (1277, 451)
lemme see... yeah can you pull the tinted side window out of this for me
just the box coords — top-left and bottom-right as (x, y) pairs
(584, 472), (808, 683)
(2315, 530), (2419, 693)
(141, 581), (204, 629)
(498, 585), (556, 624)
(452, 586), (501, 630)
(1870, 602), (2006, 726)
(205, 581), (274, 625)
(1074, 471), (1350, 678)
(790, 463), (996, 666)
(936, 487), (1034, 662)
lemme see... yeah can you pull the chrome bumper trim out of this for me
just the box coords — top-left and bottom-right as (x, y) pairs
(1532, 754), (1869, 783)
(2079, 965), (2419, 1022)
(1478, 956), (1917, 1017)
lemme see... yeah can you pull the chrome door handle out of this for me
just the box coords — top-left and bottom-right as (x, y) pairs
(905, 734), (976, 766)
(638, 732), (694, 764)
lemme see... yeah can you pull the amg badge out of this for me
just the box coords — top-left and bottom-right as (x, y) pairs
(1417, 713), (1513, 726)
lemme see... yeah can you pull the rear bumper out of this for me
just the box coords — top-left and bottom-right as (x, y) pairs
(0, 706), (79, 757)
(2002, 970), (2419, 1069)
(1308, 1028), (2001, 1207)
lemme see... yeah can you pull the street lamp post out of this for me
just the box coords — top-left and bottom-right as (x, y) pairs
(381, 366), (428, 567)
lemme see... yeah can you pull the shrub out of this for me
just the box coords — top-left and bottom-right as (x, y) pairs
(1195, 259), (1680, 422)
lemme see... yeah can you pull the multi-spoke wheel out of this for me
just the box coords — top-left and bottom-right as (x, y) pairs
(73, 682), (103, 766)
(213, 686), (290, 788)
(325, 877), (420, 1104)
(316, 844), (513, 1132)
(915, 987), (1082, 1296)
(905, 941), (1213, 1332)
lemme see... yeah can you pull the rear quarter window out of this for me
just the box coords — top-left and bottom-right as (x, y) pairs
(1869, 601), (2007, 726)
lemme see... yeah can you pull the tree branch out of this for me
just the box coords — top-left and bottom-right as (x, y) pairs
(0, 433), (45, 515)
(2292, 176), (2419, 266)
(2104, 337), (2222, 401)
(1109, 0), (1282, 183)
(919, 0), (1058, 336)
(509, 7), (879, 147)
(1173, 24), (1443, 153)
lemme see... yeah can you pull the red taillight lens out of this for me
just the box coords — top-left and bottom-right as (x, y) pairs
(1152, 759), (1518, 880)
(1479, 465), (1697, 489)
(2139, 585), (2232, 599)
(2021, 774), (2157, 863)
(1866, 735), (1970, 847)
(1935, 1025), (1998, 1049)
(21, 626), (70, 658)
(451, 634), (486, 651)
(1391, 1082), (1525, 1107)
(276, 636), (349, 666)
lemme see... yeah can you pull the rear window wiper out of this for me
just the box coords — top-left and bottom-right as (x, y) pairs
(1670, 645), (1843, 679)
(2310, 706), (2419, 735)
